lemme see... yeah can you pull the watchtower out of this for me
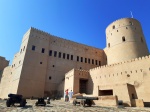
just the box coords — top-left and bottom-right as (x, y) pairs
(105, 18), (149, 65)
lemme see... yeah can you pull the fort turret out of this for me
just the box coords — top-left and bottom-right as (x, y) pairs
(105, 18), (149, 65)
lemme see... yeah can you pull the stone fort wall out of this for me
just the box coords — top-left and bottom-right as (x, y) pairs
(0, 27), (107, 98)
(90, 54), (150, 102)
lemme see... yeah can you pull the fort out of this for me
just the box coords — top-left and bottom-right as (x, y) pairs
(0, 18), (150, 107)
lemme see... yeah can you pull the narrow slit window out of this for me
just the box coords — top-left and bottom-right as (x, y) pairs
(112, 25), (115, 29)
(85, 58), (87, 63)
(95, 60), (98, 65)
(54, 51), (57, 57)
(67, 54), (69, 60)
(88, 59), (90, 64)
(99, 61), (101, 66)
(59, 52), (61, 58)
(77, 56), (79, 61)
(63, 53), (65, 59)
(92, 59), (94, 64)
(41, 48), (45, 53)
(71, 55), (73, 60)
(108, 43), (110, 47)
(32, 45), (35, 51)
(49, 50), (52, 56)
(122, 36), (125, 42)
(81, 57), (83, 62)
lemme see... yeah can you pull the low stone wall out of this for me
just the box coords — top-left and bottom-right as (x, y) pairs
(131, 99), (144, 107)
(94, 96), (118, 107)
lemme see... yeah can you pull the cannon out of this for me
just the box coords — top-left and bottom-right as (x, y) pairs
(35, 98), (46, 106)
(6, 94), (27, 107)
(73, 96), (98, 107)
(47, 97), (50, 104)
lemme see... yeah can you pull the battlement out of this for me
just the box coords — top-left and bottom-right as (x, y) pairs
(90, 55), (150, 71)
(65, 68), (89, 75)
(106, 18), (140, 31)
(29, 27), (103, 52)
(74, 69), (89, 73)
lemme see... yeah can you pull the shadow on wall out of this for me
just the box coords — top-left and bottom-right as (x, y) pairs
(44, 90), (63, 100)
(87, 74), (94, 94)
(0, 70), (4, 83)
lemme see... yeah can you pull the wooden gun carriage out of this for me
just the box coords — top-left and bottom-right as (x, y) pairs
(73, 96), (98, 107)
(6, 94), (26, 107)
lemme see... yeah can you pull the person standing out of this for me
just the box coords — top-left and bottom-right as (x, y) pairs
(65, 89), (69, 102)
(69, 90), (73, 101)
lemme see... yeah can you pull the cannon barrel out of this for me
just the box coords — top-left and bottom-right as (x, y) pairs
(8, 94), (22, 98)
(76, 96), (98, 100)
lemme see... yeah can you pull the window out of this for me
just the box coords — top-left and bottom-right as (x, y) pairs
(122, 36), (125, 42)
(49, 50), (52, 56)
(85, 58), (87, 63)
(88, 59), (90, 64)
(52, 65), (55, 67)
(71, 55), (73, 60)
(41, 48), (45, 53)
(112, 25), (115, 29)
(81, 57), (83, 62)
(77, 56), (79, 61)
(54, 51), (57, 57)
(49, 76), (51, 80)
(108, 43), (110, 47)
(99, 61), (101, 66)
(99, 90), (113, 96)
(92, 59), (94, 64)
(63, 53), (65, 59)
(40, 62), (42, 64)
(32, 45), (35, 51)
(117, 30), (118, 32)
(59, 52), (61, 58)
(129, 21), (133, 25)
(95, 60), (98, 65)
(80, 67), (82, 69)
(67, 54), (69, 60)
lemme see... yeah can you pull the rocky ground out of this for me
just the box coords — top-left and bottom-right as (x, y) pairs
(0, 99), (150, 112)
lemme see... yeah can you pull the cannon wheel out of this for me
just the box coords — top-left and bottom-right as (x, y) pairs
(44, 101), (46, 106)
(73, 100), (77, 106)
(6, 98), (11, 107)
(81, 100), (85, 107)
(20, 99), (26, 107)
(35, 102), (38, 106)
(87, 100), (92, 107)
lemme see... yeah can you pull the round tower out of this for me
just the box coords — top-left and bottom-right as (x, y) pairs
(105, 18), (149, 65)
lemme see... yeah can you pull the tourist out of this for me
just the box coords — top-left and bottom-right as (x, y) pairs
(65, 89), (69, 102)
(69, 90), (73, 101)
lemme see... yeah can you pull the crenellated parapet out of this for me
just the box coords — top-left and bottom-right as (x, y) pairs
(90, 55), (150, 71)
(29, 27), (103, 53)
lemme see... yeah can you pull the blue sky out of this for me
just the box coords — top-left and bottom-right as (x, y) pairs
(0, 0), (150, 64)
